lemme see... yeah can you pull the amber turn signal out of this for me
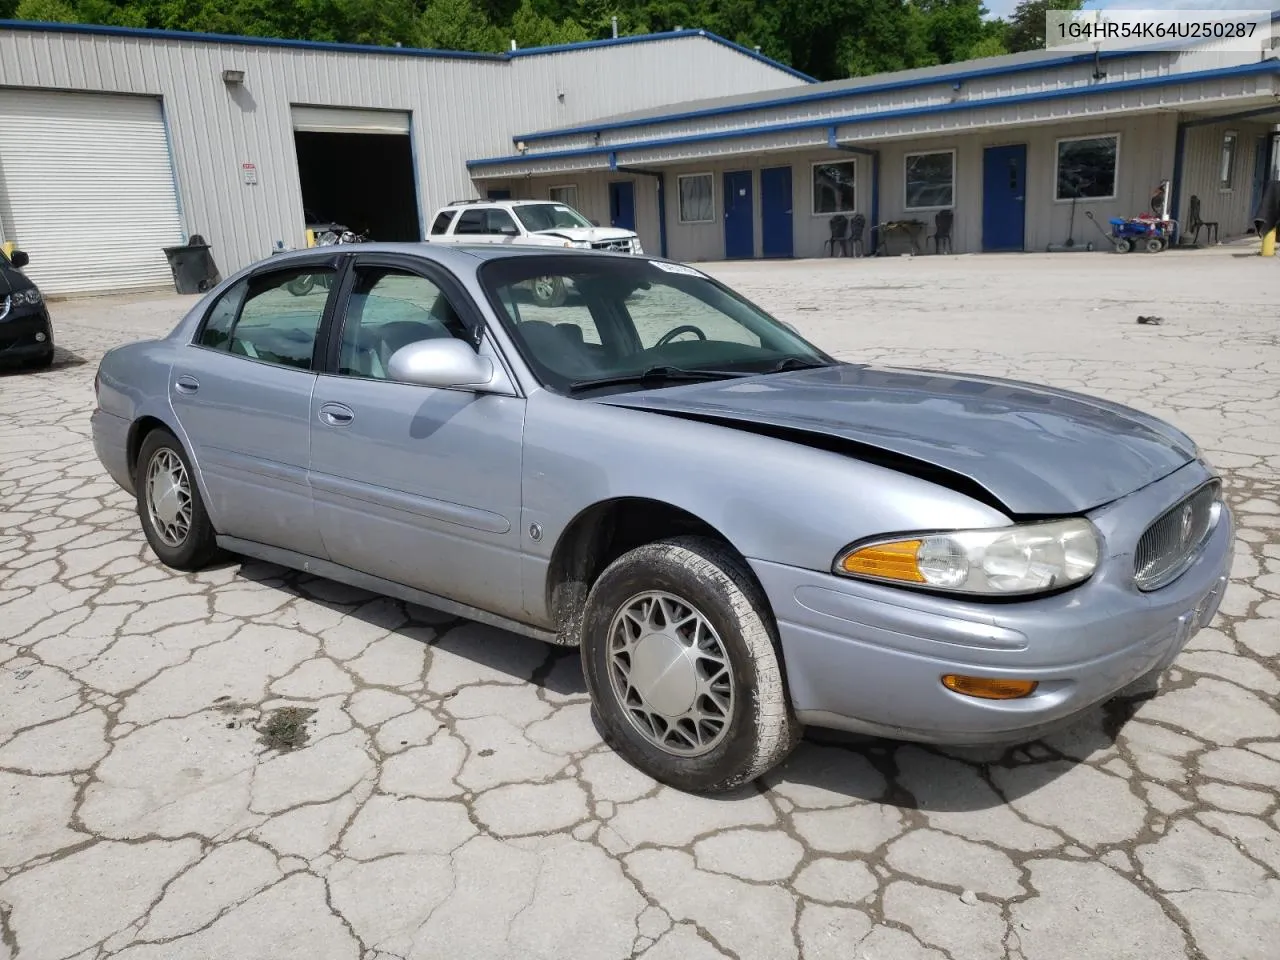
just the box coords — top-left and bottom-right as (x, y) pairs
(941, 675), (1039, 700)
(839, 539), (926, 582)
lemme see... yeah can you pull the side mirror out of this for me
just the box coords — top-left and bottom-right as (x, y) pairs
(387, 339), (495, 390)
(589, 219), (601, 227)
(500, 226), (519, 237)
(10, 250), (29, 269)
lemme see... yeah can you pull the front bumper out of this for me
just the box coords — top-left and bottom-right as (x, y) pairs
(0, 305), (54, 361)
(753, 462), (1234, 744)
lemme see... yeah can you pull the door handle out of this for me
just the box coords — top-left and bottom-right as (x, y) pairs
(318, 402), (355, 427)
(174, 375), (199, 394)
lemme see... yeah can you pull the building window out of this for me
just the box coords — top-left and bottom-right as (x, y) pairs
(549, 184), (579, 208)
(678, 174), (714, 223)
(904, 150), (955, 210)
(1219, 132), (1237, 190)
(1055, 135), (1119, 201)
(812, 160), (856, 215)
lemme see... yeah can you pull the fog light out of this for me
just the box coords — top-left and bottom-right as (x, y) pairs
(941, 675), (1038, 700)
(34, 332), (46, 342)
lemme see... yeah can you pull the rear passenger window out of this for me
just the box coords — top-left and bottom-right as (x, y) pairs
(198, 267), (334, 370)
(454, 210), (487, 235)
(430, 211), (457, 235)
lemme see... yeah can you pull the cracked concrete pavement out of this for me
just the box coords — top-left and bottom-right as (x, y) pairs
(2, 247), (1278, 960)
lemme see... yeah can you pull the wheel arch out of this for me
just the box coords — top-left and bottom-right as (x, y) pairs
(543, 496), (774, 647)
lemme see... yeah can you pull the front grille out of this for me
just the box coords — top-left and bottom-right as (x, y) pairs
(1134, 481), (1220, 591)
(591, 238), (635, 253)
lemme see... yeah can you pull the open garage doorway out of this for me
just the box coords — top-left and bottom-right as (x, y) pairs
(292, 107), (420, 242)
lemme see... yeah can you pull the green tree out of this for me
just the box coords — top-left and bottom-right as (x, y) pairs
(1004, 0), (1082, 53)
(416, 0), (503, 50)
(14, 0), (79, 20)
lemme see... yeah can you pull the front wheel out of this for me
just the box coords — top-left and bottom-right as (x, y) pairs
(1145, 237), (1164, 253)
(1113, 238), (1132, 254)
(135, 428), (221, 571)
(580, 536), (799, 793)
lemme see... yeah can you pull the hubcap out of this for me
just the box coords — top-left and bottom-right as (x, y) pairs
(533, 277), (556, 300)
(607, 591), (735, 757)
(145, 448), (192, 548)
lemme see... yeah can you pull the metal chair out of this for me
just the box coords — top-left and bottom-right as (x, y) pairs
(847, 213), (866, 257)
(929, 209), (954, 254)
(825, 215), (850, 256)
(1186, 195), (1219, 245)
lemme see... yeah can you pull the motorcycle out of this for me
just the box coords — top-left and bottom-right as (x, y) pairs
(285, 226), (369, 296)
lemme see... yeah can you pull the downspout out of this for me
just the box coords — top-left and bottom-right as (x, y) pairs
(828, 126), (880, 254)
(1170, 121), (1188, 246)
(615, 161), (669, 259)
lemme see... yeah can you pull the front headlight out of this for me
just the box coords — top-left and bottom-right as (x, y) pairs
(834, 518), (1100, 596)
(632, 239), (644, 254)
(17, 289), (41, 305)
(561, 240), (591, 249)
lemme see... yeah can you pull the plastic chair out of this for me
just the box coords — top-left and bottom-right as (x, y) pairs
(825, 215), (850, 256)
(929, 210), (954, 254)
(1186, 196), (1219, 245)
(847, 214), (866, 257)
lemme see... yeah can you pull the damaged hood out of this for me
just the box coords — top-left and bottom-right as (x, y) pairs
(597, 364), (1196, 515)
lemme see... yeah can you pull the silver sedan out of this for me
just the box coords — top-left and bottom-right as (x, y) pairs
(90, 244), (1233, 793)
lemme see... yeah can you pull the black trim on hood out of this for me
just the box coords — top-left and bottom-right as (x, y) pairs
(614, 404), (1032, 518)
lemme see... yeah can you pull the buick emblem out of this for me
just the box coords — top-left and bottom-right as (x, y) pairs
(1179, 504), (1194, 545)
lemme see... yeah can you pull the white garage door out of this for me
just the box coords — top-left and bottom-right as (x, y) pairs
(291, 106), (412, 135)
(0, 90), (184, 295)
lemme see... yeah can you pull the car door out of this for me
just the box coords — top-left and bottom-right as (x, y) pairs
(307, 254), (527, 617)
(171, 258), (338, 559)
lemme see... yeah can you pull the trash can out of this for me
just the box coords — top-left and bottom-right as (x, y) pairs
(163, 235), (221, 294)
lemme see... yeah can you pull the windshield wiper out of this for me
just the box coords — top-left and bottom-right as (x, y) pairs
(567, 365), (747, 393)
(766, 356), (835, 373)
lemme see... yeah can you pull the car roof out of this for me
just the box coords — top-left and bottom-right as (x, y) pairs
(438, 199), (563, 209)
(258, 241), (645, 266)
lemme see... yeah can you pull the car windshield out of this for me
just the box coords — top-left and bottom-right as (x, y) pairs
(479, 255), (833, 395)
(512, 203), (594, 232)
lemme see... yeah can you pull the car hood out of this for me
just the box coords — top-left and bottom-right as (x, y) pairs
(0, 266), (34, 297)
(533, 226), (637, 241)
(596, 364), (1196, 516)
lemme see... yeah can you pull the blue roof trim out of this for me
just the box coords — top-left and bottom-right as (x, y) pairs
(471, 58), (1280, 169)
(512, 22), (1280, 145)
(0, 20), (815, 78)
(507, 29), (817, 83)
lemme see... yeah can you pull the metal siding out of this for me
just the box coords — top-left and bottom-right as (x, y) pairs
(1181, 120), (1273, 237)
(0, 88), (184, 293)
(0, 28), (798, 284)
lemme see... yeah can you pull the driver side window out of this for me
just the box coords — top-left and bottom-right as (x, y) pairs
(337, 267), (471, 381)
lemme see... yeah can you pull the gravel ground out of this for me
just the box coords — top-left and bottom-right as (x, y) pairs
(1, 246), (1277, 960)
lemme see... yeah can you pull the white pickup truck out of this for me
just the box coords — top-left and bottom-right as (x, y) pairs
(427, 199), (642, 305)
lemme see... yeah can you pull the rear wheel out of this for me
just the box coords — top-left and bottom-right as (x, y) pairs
(580, 536), (799, 793)
(1144, 237), (1163, 254)
(135, 427), (221, 570)
(531, 275), (567, 307)
(1113, 239), (1132, 254)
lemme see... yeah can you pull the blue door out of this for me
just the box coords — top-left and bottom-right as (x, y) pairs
(982, 144), (1027, 252)
(609, 181), (636, 231)
(723, 170), (754, 259)
(760, 166), (794, 258)
(1250, 135), (1268, 228)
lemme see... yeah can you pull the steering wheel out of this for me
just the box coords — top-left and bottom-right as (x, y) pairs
(655, 324), (707, 347)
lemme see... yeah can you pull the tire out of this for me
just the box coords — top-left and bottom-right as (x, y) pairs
(1144, 237), (1163, 254)
(580, 536), (799, 793)
(286, 275), (316, 297)
(134, 427), (221, 571)
(531, 275), (567, 308)
(1114, 239), (1132, 254)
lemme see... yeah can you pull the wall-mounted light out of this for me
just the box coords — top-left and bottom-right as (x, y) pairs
(222, 68), (246, 85)
(516, 141), (527, 152)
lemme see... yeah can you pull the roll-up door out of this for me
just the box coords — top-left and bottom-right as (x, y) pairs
(0, 89), (185, 295)
(291, 106), (412, 136)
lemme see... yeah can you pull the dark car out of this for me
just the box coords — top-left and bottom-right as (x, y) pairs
(0, 249), (54, 370)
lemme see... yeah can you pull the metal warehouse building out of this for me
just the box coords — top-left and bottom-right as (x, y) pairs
(472, 25), (1280, 261)
(2, 21), (1279, 294)
(0, 21), (808, 293)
